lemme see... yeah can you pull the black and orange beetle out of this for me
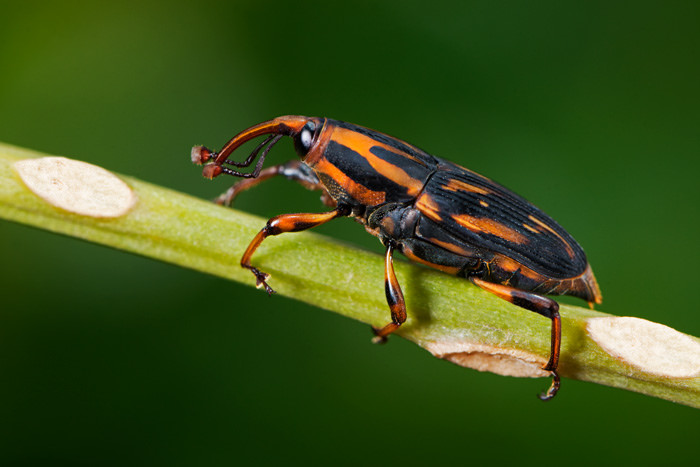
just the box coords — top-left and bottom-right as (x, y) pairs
(192, 116), (602, 400)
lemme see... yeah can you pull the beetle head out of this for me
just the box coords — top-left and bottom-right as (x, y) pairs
(192, 115), (322, 179)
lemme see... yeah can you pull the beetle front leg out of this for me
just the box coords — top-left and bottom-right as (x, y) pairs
(469, 276), (561, 401)
(241, 205), (351, 294)
(216, 160), (325, 206)
(372, 242), (407, 344)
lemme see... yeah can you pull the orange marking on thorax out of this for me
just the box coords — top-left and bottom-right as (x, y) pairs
(335, 126), (428, 165)
(330, 127), (425, 196)
(305, 125), (386, 206)
(313, 157), (386, 206)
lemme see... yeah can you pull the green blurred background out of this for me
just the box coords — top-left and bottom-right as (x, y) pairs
(1, 1), (698, 465)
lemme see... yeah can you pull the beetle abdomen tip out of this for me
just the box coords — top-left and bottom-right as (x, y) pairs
(566, 263), (602, 305)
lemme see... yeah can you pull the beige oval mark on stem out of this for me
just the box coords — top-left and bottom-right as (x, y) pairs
(587, 317), (700, 378)
(14, 157), (137, 218)
(424, 340), (549, 378)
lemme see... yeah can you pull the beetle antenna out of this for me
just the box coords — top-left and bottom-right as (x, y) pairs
(252, 134), (283, 175)
(219, 134), (284, 179)
(222, 134), (277, 168)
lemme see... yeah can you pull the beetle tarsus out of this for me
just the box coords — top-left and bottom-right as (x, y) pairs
(247, 266), (275, 295)
(538, 371), (561, 401)
(370, 323), (401, 344)
(370, 325), (396, 344)
(371, 330), (388, 345)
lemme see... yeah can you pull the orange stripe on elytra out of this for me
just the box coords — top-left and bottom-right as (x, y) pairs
(402, 247), (461, 275)
(330, 127), (424, 196)
(493, 254), (547, 281)
(528, 215), (575, 259)
(425, 236), (475, 257)
(522, 223), (540, 234)
(442, 178), (491, 195)
(453, 214), (529, 244)
(415, 193), (443, 221)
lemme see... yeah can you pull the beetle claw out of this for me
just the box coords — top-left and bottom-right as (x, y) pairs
(250, 267), (275, 295)
(257, 280), (275, 296)
(538, 370), (561, 401)
(370, 327), (389, 344)
(214, 191), (232, 206)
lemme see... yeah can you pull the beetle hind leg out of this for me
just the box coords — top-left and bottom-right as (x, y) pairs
(372, 242), (407, 344)
(469, 276), (562, 401)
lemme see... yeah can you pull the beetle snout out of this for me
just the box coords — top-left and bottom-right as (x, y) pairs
(191, 116), (314, 180)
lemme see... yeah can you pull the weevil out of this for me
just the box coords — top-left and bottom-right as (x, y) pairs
(192, 116), (602, 400)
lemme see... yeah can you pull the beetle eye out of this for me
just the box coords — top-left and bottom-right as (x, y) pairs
(301, 127), (313, 149)
(295, 121), (317, 156)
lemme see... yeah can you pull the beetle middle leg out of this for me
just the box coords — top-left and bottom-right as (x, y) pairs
(241, 205), (351, 294)
(469, 276), (562, 401)
(372, 242), (407, 344)
(215, 160), (329, 206)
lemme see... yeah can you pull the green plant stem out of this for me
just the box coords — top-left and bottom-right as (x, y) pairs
(1, 142), (698, 408)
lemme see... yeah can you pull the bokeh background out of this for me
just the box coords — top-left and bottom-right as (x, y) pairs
(1, 1), (698, 465)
